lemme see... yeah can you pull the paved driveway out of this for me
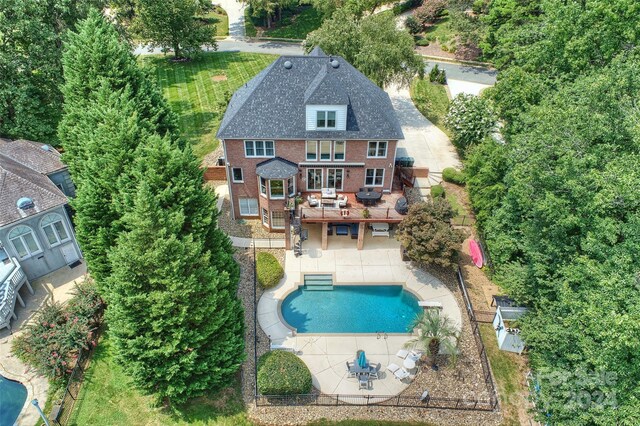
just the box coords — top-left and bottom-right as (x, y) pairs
(425, 61), (497, 98)
(216, 0), (246, 40)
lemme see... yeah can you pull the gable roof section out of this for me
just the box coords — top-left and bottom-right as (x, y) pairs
(0, 155), (68, 227)
(256, 157), (298, 179)
(0, 139), (66, 175)
(217, 51), (403, 141)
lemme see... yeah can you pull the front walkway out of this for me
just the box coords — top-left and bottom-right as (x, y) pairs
(257, 240), (462, 398)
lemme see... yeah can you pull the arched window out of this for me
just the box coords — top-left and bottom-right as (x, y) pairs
(40, 213), (70, 247)
(8, 225), (42, 259)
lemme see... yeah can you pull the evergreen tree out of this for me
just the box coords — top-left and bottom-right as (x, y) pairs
(60, 9), (177, 182)
(107, 136), (243, 404)
(59, 10), (179, 285)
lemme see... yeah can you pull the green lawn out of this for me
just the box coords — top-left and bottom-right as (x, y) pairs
(139, 52), (276, 160)
(263, 6), (323, 39)
(198, 7), (229, 38)
(479, 324), (527, 426)
(419, 14), (457, 52)
(410, 78), (451, 135)
(69, 333), (251, 425)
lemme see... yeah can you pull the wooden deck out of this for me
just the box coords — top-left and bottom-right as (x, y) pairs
(298, 191), (406, 223)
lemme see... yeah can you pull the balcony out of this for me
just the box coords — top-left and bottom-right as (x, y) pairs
(298, 191), (406, 223)
(1, 257), (33, 331)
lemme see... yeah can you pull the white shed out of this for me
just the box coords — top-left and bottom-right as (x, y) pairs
(491, 296), (528, 354)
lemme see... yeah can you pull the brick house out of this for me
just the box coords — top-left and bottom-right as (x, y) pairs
(217, 48), (405, 248)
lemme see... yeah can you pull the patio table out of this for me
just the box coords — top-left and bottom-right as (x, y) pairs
(403, 357), (416, 370)
(356, 189), (382, 206)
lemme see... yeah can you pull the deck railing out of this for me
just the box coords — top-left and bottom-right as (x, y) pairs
(300, 206), (401, 221)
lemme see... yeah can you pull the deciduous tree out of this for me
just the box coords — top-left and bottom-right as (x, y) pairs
(444, 93), (496, 153)
(396, 199), (464, 268)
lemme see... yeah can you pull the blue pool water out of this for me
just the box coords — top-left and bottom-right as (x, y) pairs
(0, 375), (27, 426)
(281, 285), (421, 333)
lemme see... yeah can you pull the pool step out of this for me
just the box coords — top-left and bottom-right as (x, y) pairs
(304, 274), (333, 290)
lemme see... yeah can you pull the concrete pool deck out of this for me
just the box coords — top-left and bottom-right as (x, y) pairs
(257, 245), (462, 397)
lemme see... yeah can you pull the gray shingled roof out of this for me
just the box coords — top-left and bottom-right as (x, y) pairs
(0, 139), (66, 175)
(217, 51), (404, 141)
(0, 154), (68, 227)
(256, 157), (298, 179)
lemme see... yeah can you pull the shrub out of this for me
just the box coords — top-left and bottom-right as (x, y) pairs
(445, 93), (497, 153)
(256, 252), (284, 289)
(257, 350), (312, 395)
(429, 64), (447, 84)
(415, 0), (447, 26)
(442, 167), (466, 185)
(431, 184), (445, 198)
(405, 15), (421, 35)
(415, 37), (431, 47)
(472, 0), (485, 14)
(12, 281), (103, 381)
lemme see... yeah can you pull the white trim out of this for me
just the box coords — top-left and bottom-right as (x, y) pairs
(239, 198), (259, 216)
(261, 208), (269, 226)
(231, 167), (244, 183)
(327, 168), (344, 191)
(39, 213), (71, 248)
(305, 140), (318, 162)
(8, 225), (43, 260)
(364, 168), (385, 187)
(299, 162), (364, 167)
(333, 140), (346, 161)
(244, 140), (275, 158)
(269, 179), (285, 200)
(367, 141), (388, 158)
(222, 140), (236, 219)
(259, 176), (267, 198)
(270, 210), (286, 229)
(287, 177), (296, 198)
(306, 168), (323, 191)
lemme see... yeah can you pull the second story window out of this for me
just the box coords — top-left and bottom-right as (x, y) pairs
(320, 140), (331, 160)
(333, 141), (345, 161)
(306, 140), (317, 161)
(367, 141), (387, 158)
(316, 111), (336, 129)
(260, 177), (267, 196)
(245, 140), (275, 158)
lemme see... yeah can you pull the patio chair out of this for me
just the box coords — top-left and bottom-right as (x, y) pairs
(307, 194), (319, 207)
(359, 375), (370, 390)
(396, 349), (410, 359)
(369, 363), (381, 379)
(337, 194), (347, 208)
(386, 363), (401, 375)
(346, 361), (356, 378)
(394, 368), (411, 381)
(350, 223), (359, 239)
(409, 350), (423, 362)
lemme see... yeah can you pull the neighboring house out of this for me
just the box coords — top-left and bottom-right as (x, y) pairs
(218, 47), (405, 249)
(0, 139), (82, 281)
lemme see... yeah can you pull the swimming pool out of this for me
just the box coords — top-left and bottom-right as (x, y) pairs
(281, 285), (421, 333)
(0, 375), (27, 426)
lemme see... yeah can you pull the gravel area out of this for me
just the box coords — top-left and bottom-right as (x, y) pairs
(215, 189), (285, 240)
(202, 145), (224, 167)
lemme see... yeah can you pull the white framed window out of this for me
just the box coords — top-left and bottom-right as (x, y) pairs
(239, 198), (258, 216)
(262, 208), (269, 226)
(333, 141), (345, 161)
(365, 168), (385, 186)
(327, 169), (343, 191)
(269, 180), (284, 199)
(307, 168), (323, 190)
(8, 225), (42, 259)
(271, 211), (285, 229)
(316, 111), (336, 129)
(367, 141), (388, 158)
(244, 140), (275, 158)
(320, 140), (331, 161)
(306, 140), (317, 161)
(287, 178), (296, 197)
(40, 213), (70, 248)
(259, 177), (267, 196)
(232, 168), (243, 183)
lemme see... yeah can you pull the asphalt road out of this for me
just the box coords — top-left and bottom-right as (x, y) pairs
(424, 61), (497, 85)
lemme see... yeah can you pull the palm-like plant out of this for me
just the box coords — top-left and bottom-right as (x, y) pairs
(407, 309), (460, 369)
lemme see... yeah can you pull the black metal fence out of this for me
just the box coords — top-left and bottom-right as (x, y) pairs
(50, 341), (98, 425)
(457, 267), (499, 408)
(251, 251), (500, 412)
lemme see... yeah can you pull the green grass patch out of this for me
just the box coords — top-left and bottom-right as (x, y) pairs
(198, 6), (229, 37)
(410, 78), (451, 136)
(422, 14), (457, 52)
(69, 333), (251, 425)
(251, 6), (323, 40)
(139, 52), (276, 160)
(244, 8), (258, 37)
(479, 324), (525, 426)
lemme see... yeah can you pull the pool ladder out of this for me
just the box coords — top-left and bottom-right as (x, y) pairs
(376, 331), (388, 340)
